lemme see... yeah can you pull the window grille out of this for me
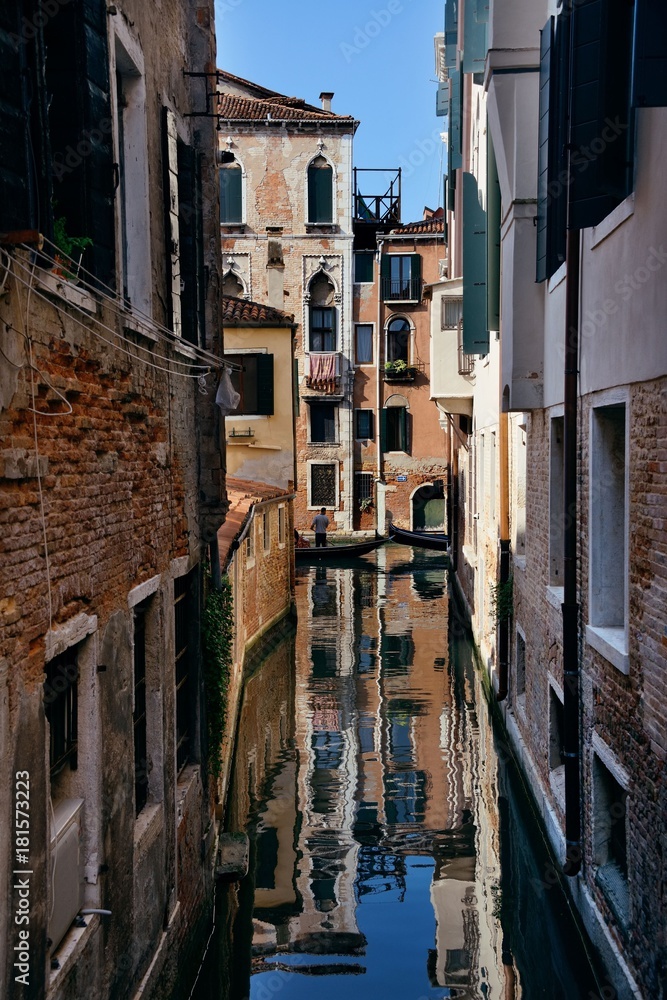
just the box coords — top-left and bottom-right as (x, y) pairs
(311, 464), (336, 507)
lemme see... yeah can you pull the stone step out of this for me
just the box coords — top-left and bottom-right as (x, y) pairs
(216, 832), (249, 881)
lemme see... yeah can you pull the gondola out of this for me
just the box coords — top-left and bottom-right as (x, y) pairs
(295, 534), (386, 562)
(388, 523), (450, 552)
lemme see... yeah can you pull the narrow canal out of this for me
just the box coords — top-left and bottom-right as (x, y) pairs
(191, 544), (609, 999)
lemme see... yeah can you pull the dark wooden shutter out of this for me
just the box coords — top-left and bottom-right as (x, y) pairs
(409, 254), (422, 290)
(536, 18), (554, 283)
(256, 354), (274, 415)
(449, 67), (462, 171)
(537, 14), (569, 280)
(462, 172), (489, 354)
(569, 0), (634, 230)
(380, 407), (387, 453)
(631, 1), (667, 108)
(463, 0), (487, 74)
(220, 164), (242, 223)
(308, 161), (333, 223)
(0, 2), (39, 232)
(398, 407), (408, 453)
(445, 0), (458, 71)
(177, 140), (202, 346)
(486, 132), (500, 331)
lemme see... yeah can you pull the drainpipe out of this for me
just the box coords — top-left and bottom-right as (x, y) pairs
(497, 410), (511, 702)
(562, 225), (581, 876)
(375, 238), (384, 528)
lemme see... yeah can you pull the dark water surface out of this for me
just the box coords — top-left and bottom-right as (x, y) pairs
(190, 545), (609, 999)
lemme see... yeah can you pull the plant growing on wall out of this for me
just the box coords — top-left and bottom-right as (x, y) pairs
(384, 359), (417, 378)
(53, 216), (93, 280)
(202, 575), (234, 780)
(490, 577), (513, 628)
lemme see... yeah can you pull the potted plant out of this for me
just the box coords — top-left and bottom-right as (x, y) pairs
(52, 217), (93, 282)
(384, 359), (417, 380)
(359, 496), (374, 514)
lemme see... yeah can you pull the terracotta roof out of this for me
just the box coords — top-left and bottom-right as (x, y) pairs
(218, 92), (356, 124)
(222, 295), (294, 327)
(390, 216), (446, 235)
(217, 477), (293, 569)
(217, 70), (284, 99)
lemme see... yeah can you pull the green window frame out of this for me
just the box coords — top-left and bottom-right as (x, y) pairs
(220, 161), (243, 224)
(308, 156), (334, 223)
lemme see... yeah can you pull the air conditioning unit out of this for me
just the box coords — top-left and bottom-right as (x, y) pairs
(48, 798), (84, 955)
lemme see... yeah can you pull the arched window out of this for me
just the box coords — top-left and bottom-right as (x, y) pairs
(219, 153), (242, 224)
(386, 317), (410, 364)
(309, 274), (336, 352)
(381, 394), (409, 453)
(223, 271), (244, 298)
(307, 156), (333, 224)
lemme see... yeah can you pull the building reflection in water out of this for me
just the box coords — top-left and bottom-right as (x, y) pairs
(202, 545), (606, 1000)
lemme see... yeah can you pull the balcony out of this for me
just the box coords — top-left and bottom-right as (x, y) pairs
(381, 277), (422, 303)
(383, 362), (418, 383)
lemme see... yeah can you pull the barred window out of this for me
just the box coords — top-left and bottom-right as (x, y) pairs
(355, 472), (374, 503)
(441, 297), (463, 329)
(311, 464), (336, 507)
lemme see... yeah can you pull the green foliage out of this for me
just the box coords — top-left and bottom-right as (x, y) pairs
(490, 576), (513, 628)
(53, 217), (93, 277)
(358, 495), (373, 514)
(202, 577), (234, 780)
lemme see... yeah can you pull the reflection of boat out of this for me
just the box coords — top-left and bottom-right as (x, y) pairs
(295, 535), (386, 562)
(389, 523), (450, 552)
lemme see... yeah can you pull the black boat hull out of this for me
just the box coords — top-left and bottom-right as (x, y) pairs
(388, 523), (449, 552)
(295, 535), (386, 562)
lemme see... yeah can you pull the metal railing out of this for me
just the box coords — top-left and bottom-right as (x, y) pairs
(381, 277), (421, 302)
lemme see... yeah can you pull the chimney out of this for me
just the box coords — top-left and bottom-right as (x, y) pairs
(319, 92), (334, 112)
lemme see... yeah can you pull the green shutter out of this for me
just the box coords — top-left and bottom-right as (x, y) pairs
(308, 162), (333, 223)
(256, 354), (274, 415)
(463, 0), (487, 74)
(462, 172), (489, 355)
(410, 254), (422, 295)
(536, 18), (553, 283)
(293, 358), (300, 416)
(178, 141), (201, 345)
(569, 0), (634, 230)
(380, 408), (387, 453)
(448, 68), (462, 171)
(475, 0), (489, 24)
(447, 169), (456, 213)
(0, 3), (39, 232)
(445, 0), (458, 71)
(486, 133), (500, 333)
(220, 165), (242, 224)
(398, 407), (408, 453)
(631, 1), (667, 108)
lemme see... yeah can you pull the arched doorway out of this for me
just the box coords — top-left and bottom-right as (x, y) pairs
(412, 481), (445, 530)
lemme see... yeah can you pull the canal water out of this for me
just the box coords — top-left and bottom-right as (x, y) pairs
(191, 544), (609, 999)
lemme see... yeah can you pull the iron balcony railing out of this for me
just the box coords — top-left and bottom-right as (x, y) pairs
(381, 277), (421, 302)
(457, 322), (475, 376)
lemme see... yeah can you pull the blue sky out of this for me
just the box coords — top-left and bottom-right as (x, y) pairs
(215, 0), (445, 224)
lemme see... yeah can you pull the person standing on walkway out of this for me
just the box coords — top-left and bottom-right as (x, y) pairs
(310, 507), (330, 547)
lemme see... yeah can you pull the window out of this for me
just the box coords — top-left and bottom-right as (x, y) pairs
(263, 511), (270, 551)
(310, 307), (336, 353)
(246, 526), (254, 561)
(219, 153), (243, 224)
(355, 409), (374, 440)
(44, 650), (79, 778)
(386, 317), (410, 364)
(593, 752), (629, 922)
(307, 156), (333, 223)
(549, 687), (565, 772)
(515, 629), (526, 698)
(311, 463), (337, 507)
(355, 472), (373, 505)
(354, 252), (374, 283)
(381, 398), (409, 453)
(549, 417), (564, 586)
(381, 254), (421, 301)
(174, 568), (199, 772)
(309, 402), (337, 443)
(355, 324), (373, 365)
(590, 404), (627, 632)
(278, 505), (286, 544)
(133, 600), (149, 815)
(226, 353), (274, 415)
(442, 297), (463, 330)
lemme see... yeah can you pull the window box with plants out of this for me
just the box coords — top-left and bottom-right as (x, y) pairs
(383, 360), (418, 382)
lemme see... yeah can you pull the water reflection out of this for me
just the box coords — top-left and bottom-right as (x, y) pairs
(193, 544), (607, 999)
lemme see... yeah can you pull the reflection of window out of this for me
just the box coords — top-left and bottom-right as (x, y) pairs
(386, 317), (410, 363)
(354, 252), (374, 283)
(355, 323), (373, 364)
(310, 306), (336, 352)
(355, 410), (374, 440)
(307, 156), (333, 223)
(225, 353), (274, 415)
(219, 156), (243, 224)
(310, 402), (337, 443)
(255, 826), (278, 890)
(45, 650), (79, 778)
(310, 463), (337, 507)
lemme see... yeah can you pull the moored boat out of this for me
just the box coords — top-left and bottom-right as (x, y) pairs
(295, 534), (386, 561)
(388, 522), (450, 552)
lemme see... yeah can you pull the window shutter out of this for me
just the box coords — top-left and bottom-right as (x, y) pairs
(447, 169), (456, 213)
(162, 107), (182, 336)
(631, 1), (667, 108)
(448, 68), (462, 171)
(0, 3), (38, 232)
(220, 164), (242, 223)
(380, 408), (387, 453)
(178, 140), (200, 345)
(436, 82), (449, 117)
(536, 18), (553, 283)
(463, 0), (487, 74)
(445, 0), (458, 71)
(256, 354), (274, 415)
(486, 132), (500, 332)
(308, 161), (333, 223)
(409, 254), (422, 286)
(569, 0), (634, 230)
(398, 407), (408, 453)
(462, 172), (489, 354)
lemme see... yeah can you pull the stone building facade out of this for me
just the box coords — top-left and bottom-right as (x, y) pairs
(216, 72), (358, 534)
(435, 0), (667, 996)
(0, 1), (227, 997)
